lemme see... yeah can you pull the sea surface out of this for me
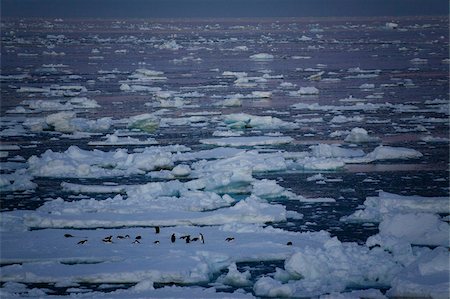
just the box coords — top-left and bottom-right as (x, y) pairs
(0, 16), (449, 298)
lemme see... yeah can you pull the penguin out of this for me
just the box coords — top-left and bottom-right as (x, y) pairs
(191, 237), (199, 242)
(171, 233), (176, 243)
(77, 239), (88, 245)
(117, 235), (130, 240)
(199, 233), (205, 244)
(135, 235), (142, 240)
(225, 237), (235, 242)
(155, 226), (160, 234)
(185, 235), (191, 244)
(102, 236), (113, 243)
(179, 235), (190, 240)
(132, 239), (140, 244)
(286, 241), (293, 246)
(64, 233), (74, 238)
(154, 240), (160, 245)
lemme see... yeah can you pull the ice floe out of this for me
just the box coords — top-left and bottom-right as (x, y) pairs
(342, 191), (449, 223)
(200, 136), (293, 147)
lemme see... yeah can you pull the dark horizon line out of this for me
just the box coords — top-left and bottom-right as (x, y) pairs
(1, 0), (449, 18)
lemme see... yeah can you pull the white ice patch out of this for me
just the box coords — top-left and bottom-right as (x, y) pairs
(249, 53), (274, 60)
(344, 127), (380, 143)
(256, 237), (401, 297)
(387, 247), (449, 299)
(28, 145), (175, 178)
(289, 86), (319, 96)
(88, 133), (158, 146)
(342, 191), (449, 222)
(367, 212), (449, 247)
(200, 136), (293, 147)
(223, 113), (298, 130)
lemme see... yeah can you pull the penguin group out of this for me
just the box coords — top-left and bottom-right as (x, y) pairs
(69, 227), (294, 247)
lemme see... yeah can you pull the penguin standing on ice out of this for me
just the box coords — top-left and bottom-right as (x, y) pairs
(102, 236), (113, 243)
(171, 233), (176, 243)
(199, 233), (205, 244)
(155, 226), (160, 234)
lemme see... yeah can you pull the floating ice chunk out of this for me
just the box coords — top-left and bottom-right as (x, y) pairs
(16, 87), (47, 93)
(224, 113), (298, 130)
(254, 276), (294, 297)
(342, 191), (449, 222)
(20, 195), (286, 228)
(88, 133), (158, 146)
(306, 173), (325, 182)
(364, 145), (422, 162)
(387, 247), (449, 299)
(0, 170), (37, 192)
(282, 238), (401, 297)
(158, 40), (182, 50)
(218, 263), (252, 287)
(212, 130), (243, 137)
(222, 71), (248, 78)
(296, 157), (345, 170)
(368, 213), (449, 246)
(21, 97), (100, 112)
(420, 135), (449, 143)
(330, 115), (364, 123)
(172, 164), (191, 177)
(44, 112), (112, 133)
(310, 144), (365, 158)
(120, 84), (162, 93)
(385, 22), (399, 29)
(43, 51), (65, 56)
(290, 86), (319, 96)
(307, 71), (324, 81)
(61, 182), (126, 194)
(232, 45), (249, 51)
(410, 58), (428, 64)
(217, 97), (242, 107)
(127, 114), (159, 132)
(359, 83), (375, 89)
(279, 82), (296, 89)
(249, 53), (274, 60)
(200, 136), (293, 147)
(347, 67), (381, 74)
(67, 97), (100, 108)
(251, 179), (293, 199)
(251, 91), (272, 98)
(299, 35), (312, 41)
(28, 146), (175, 178)
(344, 127), (380, 143)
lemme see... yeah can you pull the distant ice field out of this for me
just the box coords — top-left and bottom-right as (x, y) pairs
(0, 16), (449, 298)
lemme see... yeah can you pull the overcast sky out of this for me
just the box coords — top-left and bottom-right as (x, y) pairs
(1, 0), (448, 18)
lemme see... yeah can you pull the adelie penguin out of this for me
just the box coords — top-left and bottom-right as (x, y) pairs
(180, 235), (191, 243)
(154, 226), (160, 234)
(225, 237), (235, 242)
(102, 236), (113, 243)
(77, 239), (88, 245)
(171, 233), (176, 243)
